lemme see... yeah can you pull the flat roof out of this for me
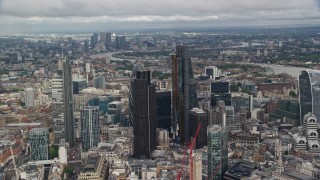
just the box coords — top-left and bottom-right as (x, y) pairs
(6, 123), (41, 127)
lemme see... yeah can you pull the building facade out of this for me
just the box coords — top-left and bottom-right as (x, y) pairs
(24, 87), (34, 107)
(52, 73), (64, 145)
(132, 70), (156, 159)
(299, 70), (320, 124)
(156, 90), (172, 131)
(81, 106), (100, 152)
(171, 45), (198, 144)
(29, 128), (49, 161)
(207, 125), (228, 180)
(63, 58), (75, 147)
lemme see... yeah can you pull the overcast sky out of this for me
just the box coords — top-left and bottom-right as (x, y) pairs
(0, 0), (320, 34)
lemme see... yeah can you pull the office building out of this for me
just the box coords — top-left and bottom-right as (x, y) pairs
(156, 90), (172, 131)
(190, 108), (208, 149)
(78, 154), (106, 179)
(115, 35), (126, 50)
(29, 128), (49, 161)
(171, 45), (198, 144)
(91, 33), (99, 48)
(105, 32), (112, 45)
(205, 66), (219, 80)
(211, 81), (231, 107)
(299, 70), (320, 124)
(303, 113), (320, 151)
(62, 58), (75, 147)
(129, 63), (144, 125)
(211, 93), (231, 107)
(107, 101), (123, 124)
(190, 151), (202, 180)
(93, 75), (105, 89)
(52, 73), (64, 145)
(88, 96), (113, 115)
(81, 106), (100, 152)
(24, 88), (34, 107)
(131, 68), (156, 159)
(73, 79), (87, 94)
(211, 81), (230, 94)
(207, 124), (228, 180)
(99, 32), (106, 43)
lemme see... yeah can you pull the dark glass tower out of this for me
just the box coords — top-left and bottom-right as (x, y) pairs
(171, 45), (198, 144)
(156, 90), (172, 131)
(131, 68), (157, 159)
(299, 70), (320, 125)
(63, 58), (75, 147)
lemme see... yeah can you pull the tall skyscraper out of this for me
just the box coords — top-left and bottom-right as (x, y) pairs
(99, 32), (106, 43)
(52, 73), (64, 145)
(171, 45), (198, 143)
(81, 106), (100, 152)
(129, 63), (144, 126)
(156, 90), (172, 131)
(29, 128), (49, 161)
(24, 87), (34, 107)
(207, 124), (228, 180)
(115, 35), (126, 50)
(299, 70), (320, 124)
(106, 32), (112, 44)
(63, 58), (75, 147)
(131, 68), (156, 159)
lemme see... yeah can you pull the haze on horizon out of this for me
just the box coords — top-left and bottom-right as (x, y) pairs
(0, 0), (320, 34)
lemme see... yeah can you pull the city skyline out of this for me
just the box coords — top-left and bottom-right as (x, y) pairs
(0, 0), (320, 34)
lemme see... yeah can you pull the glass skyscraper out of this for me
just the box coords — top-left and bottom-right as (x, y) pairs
(207, 125), (228, 180)
(81, 106), (100, 152)
(29, 128), (49, 161)
(171, 45), (198, 144)
(131, 69), (156, 159)
(299, 70), (320, 124)
(63, 58), (75, 147)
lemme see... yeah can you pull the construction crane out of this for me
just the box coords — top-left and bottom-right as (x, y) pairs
(176, 146), (188, 180)
(189, 123), (202, 180)
(10, 146), (19, 179)
(177, 123), (202, 180)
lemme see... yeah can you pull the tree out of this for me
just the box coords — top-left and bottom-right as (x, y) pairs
(64, 165), (74, 174)
(289, 91), (297, 97)
(49, 146), (59, 159)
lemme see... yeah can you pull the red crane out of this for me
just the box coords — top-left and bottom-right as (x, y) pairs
(176, 123), (202, 180)
(189, 123), (202, 180)
(176, 146), (188, 180)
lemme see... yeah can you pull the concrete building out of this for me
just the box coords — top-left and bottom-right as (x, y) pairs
(24, 87), (34, 107)
(78, 154), (107, 180)
(52, 73), (64, 145)
(93, 75), (105, 89)
(190, 151), (202, 180)
(48, 163), (64, 180)
(205, 66), (219, 80)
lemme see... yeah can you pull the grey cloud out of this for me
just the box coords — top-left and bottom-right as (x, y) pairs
(0, 0), (319, 33)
